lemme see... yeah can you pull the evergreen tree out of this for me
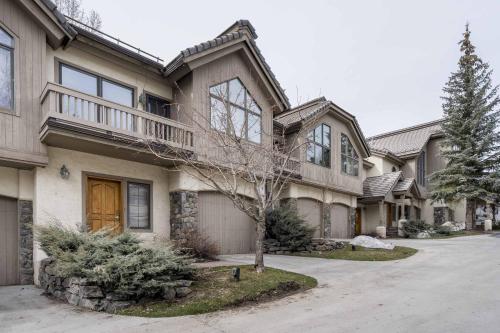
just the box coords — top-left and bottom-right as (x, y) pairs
(431, 24), (500, 228)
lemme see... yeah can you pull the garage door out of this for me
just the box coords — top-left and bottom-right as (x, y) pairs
(198, 192), (256, 254)
(297, 198), (321, 238)
(0, 196), (18, 286)
(331, 204), (350, 239)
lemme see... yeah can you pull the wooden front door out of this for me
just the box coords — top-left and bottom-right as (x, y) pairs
(86, 178), (122, 233)
(386, 203), (393, 228)
(355, 207), (362, 235)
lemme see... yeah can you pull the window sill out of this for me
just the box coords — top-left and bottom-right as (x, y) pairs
(0, 107), (19, 117)
(306, 160), (331, 169)
(126, 227), (153, 233)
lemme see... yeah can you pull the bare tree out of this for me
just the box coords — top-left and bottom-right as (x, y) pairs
(85, 10), (102, 30)
(145, 82), (314, 272)
(55, 0), (102, 30)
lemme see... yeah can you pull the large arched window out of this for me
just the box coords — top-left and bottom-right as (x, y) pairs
(0, 27), (14, 110)
(209, 78), (262, 143)
(341, 133), (359, 176)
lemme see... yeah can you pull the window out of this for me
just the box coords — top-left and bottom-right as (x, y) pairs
(417, 151), (426, 186)
(0, 27), (14, 110)
(60, 63), (134, 107)
(307, 124), (331, 167)
(209, 78), (262, 143)
(127, 182), (150, 229)
(341, 133), (359, 176)
(146, 94), (171, 118)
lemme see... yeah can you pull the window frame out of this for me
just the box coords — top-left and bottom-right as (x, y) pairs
(126, 181), (152, 230)
(209, 77), (262, 144)
(145, 92), (171, 118)
(306, 123), (331, 168)
(59, 62), (135, 108)
(340, 133), (360, 177)
(0, 24), (18, 115)
(417, 151), (426, 186)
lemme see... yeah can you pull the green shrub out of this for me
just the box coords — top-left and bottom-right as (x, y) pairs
(36, 223), (192, 296)
(400, 220), (431, 238)
(266, 204), (314, 250)
(435, 225), (452, 236)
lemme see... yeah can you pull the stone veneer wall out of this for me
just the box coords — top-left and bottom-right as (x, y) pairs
(349, 207), (356, 238)
(434, 207), (453, 226)
(170, 191), (199, 243)
(18, 200), (33, 285)
(322, 203), (331, 238)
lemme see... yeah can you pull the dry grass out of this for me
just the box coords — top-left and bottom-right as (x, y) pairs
(118, 265), (317, 317)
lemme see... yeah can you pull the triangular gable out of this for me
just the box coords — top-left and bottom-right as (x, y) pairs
(164, 20), (290, 111)
(275, 98), (371, 158)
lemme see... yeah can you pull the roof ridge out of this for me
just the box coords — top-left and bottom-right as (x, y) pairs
(217, 19), (258, 39)
(368, 118), (444, 141)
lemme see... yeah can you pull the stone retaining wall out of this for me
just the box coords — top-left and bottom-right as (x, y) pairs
(39, 258), (192, 312)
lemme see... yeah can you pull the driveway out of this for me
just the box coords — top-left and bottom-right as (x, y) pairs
(1, 234), (500, 333)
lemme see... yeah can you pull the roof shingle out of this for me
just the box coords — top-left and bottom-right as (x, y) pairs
(367, 119), (443, 157)
(361, 172), (402, 199)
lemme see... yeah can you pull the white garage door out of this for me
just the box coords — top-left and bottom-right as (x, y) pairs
(0, 196), (18, 286)
(331, 204), (350, 239)
(297, 198), (321, 238)
(198, 192), (256, 254)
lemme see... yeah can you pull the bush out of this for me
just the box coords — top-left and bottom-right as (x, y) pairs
(266, 204), (314, 251)
(400, 220), (431, 238)
(435, 225), (452, 236)
(174, 229), (219, 261)
(36, 223), (193, 296)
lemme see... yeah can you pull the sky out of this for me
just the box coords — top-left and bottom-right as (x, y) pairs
(82, 0), (500, 137)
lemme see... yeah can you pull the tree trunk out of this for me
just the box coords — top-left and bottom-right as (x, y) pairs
(254, 212), (266, 273)
(465, 199), (476, 230)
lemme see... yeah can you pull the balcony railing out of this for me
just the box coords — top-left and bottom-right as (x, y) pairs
(275, 152), (301, 176)
(40, 83), (194, 150)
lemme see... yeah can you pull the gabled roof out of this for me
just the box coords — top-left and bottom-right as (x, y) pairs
(274, 97), (371, 157)
(39, 0), (77, 36)
(361, 172), (422, 201)
(367, 119), (444, 158)
(164, 20), (290, 109)
(392, 177), (415, 193)
(367, 147), (404, 165)
(361, 171), (402, 199)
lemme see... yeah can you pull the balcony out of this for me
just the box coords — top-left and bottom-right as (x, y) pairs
(274, 152), (301, 177)
(40, 83), (194, 164)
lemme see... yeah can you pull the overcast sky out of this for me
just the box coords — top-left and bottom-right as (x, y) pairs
(82, 0), (500, 137)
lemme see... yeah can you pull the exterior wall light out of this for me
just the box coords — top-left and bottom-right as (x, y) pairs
(59, 165), (70, 179)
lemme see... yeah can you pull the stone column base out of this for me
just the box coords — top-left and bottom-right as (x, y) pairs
(169, 191), (199, 244)
(376, 226), (387, 238)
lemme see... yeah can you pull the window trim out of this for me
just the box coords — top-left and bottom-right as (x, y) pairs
(209, 77), (263, 144)
(340, 133), (360, 177)
(58, 61), (136, 108)
(306, 123), (331, 168)
(127, 181), (152, 230)
(0, 23), (19, 116)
